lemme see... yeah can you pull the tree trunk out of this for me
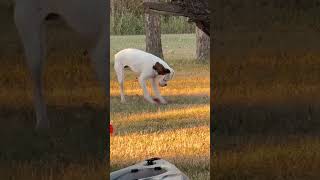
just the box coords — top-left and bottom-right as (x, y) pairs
(145, 0), (163, 59)
(196, 27), (210, 61)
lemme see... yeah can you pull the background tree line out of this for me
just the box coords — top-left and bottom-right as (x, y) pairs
(111, 0), (195, 35)
(215, 0), (320, 31)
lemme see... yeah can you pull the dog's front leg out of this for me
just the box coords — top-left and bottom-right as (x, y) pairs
(14, 11), (48, 128)
(151, 78), (167, 104)
(89, 30), (109, 98)
(138, 75), (156, 104)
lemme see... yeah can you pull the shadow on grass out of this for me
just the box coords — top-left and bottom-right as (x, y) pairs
(113, 105), (209, 136)
(212, 101), (320, 137)
(0, 161), (107, 180)
(0, 106), (107, 163)
(110, 94), (209, 136)
(212, 135), (320, 180)
(212, 101), (320, 180)
(111, 95), (209, 114)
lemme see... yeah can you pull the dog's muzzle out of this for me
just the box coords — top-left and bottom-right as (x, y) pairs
(159, 83), (167, 87)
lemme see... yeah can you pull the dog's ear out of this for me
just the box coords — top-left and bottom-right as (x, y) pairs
(153, 62), (169, 75)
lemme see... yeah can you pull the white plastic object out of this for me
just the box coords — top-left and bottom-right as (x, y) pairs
(110, 157), (190, 180)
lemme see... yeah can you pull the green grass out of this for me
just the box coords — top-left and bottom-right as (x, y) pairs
(110, 34), (196, 61)
(110, 12), (195, 35)
(110, 34), (210, 179)
(215, 0), (320, 32)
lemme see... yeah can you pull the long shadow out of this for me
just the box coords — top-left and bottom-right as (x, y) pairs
(0, 106), (107, 163)
(212, 101), (320, 151)
(110, 95), (209, 136)
(110, 95), (209, 114)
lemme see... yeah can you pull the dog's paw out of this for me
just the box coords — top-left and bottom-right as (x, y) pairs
(144, 97), (158, 105)
(153, 98), (168, 105)
(160, 100), (168, 105)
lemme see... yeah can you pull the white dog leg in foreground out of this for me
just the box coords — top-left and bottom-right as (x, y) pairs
(14, 1), (108, 128)
(14, 9), (49, 128)
(110, 158), (189, 180)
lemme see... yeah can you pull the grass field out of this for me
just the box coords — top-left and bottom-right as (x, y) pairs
(212, 31), (320, 180)
(0, 5), (209, 179)
(110, 34), (210, 179)
(0, 6), (108, 179)
(212, 4), (320, 179)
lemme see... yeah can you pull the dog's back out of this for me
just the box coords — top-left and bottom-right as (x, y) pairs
(114, 48), (170, 74)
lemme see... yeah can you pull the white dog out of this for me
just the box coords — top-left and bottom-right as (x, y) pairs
(114, 48), (174, 104)
(14, 0), (108, 128)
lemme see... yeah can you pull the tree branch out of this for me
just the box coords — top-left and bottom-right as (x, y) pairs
(143, 1), (210, 36)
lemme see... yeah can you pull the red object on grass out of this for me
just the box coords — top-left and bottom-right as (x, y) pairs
(110, 123), (114, 135)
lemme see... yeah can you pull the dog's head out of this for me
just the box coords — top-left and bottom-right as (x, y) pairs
(153, 62), (174, 87)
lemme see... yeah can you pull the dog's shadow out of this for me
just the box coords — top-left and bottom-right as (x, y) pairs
(110, 95), (209, 136)
(111, 95), (209, 113)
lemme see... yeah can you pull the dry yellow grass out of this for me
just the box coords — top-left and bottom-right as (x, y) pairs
(111, 127), (210, 165)
(110, 77), (209, 97)
(213, 29), (320, 179)
(212, 136), (320, 180)
(0, 4), (209, 178)
(110, 36), (210, 179)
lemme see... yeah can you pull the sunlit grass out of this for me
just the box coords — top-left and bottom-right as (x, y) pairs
(212, 136), (320, 180)
(0, 9), (209, 178)
(110, 74), (210, 179)
(213, 30), (320, 179)
(111, 127), (209, 162)
(110, 77), (209, 97)
(114, 105), (209, 123)
(111, 127), (210, 179)
(110, 34), (210, 179)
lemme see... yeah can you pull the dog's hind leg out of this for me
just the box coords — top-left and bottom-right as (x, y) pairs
(114, 61), (126, 103)
(151, 78), (167, 104)
(14, 7), (48, 128)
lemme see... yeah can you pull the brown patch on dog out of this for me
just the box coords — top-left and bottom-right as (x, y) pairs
(153, 62), (170, 75)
